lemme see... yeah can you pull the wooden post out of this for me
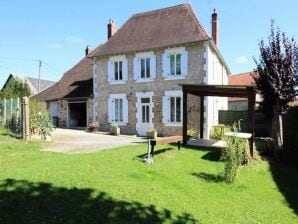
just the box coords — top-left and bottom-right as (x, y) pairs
(22, 97), (30, 141)
(182, 90), (188, 145)
(247, 87), (256, 157)
(3, 98), (6, 126)
(200, 96), (204, 139)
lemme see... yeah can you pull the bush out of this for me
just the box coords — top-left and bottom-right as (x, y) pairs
(187, 128), (197, 140)
(222, 121), (250, 183)
(29, 100), (53, 140)
(210, 125), (230, 140)
(147, 128), (157, 139)
(110, 124), (120, 136)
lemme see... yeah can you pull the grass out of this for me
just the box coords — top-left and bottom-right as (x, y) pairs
(0, 128), (297, 223)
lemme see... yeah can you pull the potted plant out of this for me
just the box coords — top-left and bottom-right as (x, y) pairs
(187, 128), (196, 140)
(88, 122), (98, 132)
(147, 128), (157, 139)
(110, 124), (120, 136)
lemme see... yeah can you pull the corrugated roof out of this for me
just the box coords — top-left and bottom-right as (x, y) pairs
(91, 4), (210, 57)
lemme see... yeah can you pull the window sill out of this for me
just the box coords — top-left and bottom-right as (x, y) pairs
(164, 76), (186, 81)
(164, 122), (182, 127)
(109, 122), (127, 126)
(109, 80), (127, 85)
(135, 79), (155, 83)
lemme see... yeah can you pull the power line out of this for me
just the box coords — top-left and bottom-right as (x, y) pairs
(0, 56), (39, 62)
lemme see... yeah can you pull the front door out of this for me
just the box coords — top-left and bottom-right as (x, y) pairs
(137, 97), (152, 136)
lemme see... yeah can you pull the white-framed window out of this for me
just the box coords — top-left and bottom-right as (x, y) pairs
(108, 94), (128, 125)
(108, 55), (128, 84)
(162, 90), (183, 126)
(133, 51), (156, 82)
(162, 47), (188, 80)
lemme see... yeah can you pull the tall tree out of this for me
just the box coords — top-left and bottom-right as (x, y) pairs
(0, 77), (31, 99)
(253, 21), (298, 153)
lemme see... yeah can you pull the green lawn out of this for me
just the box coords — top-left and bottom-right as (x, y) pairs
(0, 128), (297, 223)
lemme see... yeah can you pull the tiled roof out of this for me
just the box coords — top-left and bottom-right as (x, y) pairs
(228, 71), (257, 102)
(91, 4), (210, 57)
(228, 71), (257, 86)
(25, 77), (55, 94)
(33, 45), (103, 101)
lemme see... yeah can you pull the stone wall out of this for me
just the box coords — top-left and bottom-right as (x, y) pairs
(95, 43), (206, 136)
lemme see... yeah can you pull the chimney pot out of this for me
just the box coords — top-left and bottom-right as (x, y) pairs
(211, 8), (219, 46)
(85, 46), (92, 56)
(108, 19), (117, 40)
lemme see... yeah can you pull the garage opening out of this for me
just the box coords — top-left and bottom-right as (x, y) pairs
(68, 101), (87, 127)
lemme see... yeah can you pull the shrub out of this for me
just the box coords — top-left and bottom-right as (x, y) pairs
(147, 128), (157, 139)
(210, 125), (230, 140)
(29, 100), (53, 140)
(222, 121), (250, 183)
(187, 128), (197, 139)
(88, 122), (98, 132)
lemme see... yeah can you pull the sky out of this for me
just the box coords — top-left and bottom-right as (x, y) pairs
(1, 0), (298, 88)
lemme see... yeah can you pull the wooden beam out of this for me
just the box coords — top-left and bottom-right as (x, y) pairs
(200, 96), (204, 139)
(247, 87), (256, 157)
(182, 91), (188, 145)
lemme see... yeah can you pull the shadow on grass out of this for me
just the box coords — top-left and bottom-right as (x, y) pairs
(191, 172), (224, 183)
(0, 179), (197, 224)
(136, 147), (174, 159)
(269, 161), (298, 215)
(0, 132), (22, 139)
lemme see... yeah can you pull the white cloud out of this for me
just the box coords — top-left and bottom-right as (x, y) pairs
(66, 36), (86, 44)
(235, 56), (248, 64)
(48, 43), (63, 49)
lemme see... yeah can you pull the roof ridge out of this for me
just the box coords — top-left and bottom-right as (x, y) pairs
(132, 3), (189, 17)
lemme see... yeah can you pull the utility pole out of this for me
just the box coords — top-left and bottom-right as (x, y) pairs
(38, 60), (41, 93)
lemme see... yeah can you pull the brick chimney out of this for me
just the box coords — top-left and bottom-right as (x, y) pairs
(211, 9), (218, 46)
(85, 46), (92, 56)
(107, 19), (117, 40)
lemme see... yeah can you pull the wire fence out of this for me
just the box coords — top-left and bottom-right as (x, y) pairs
(0, 98), (23, 134)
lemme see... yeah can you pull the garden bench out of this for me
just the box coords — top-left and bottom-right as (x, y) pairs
(145, 136), (182, 163)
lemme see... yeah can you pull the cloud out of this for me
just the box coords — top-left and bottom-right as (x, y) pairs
(235, 56), (248, 64)
(48, 43), (63, 49)
(66, 36), (86, 44)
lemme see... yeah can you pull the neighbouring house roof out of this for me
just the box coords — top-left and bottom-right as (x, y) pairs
(90, 4), (210, 57)
(228, 71), (257, 102)
(1, 74), (55, 95)
(33, 45), (103, 101)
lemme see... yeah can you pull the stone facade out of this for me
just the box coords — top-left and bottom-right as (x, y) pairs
(94, 43), (208, 136)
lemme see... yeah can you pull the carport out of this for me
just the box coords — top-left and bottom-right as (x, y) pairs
(181, 84), (256, 156)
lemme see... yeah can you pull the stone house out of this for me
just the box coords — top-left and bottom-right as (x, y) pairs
(34, 46), (102, 128)
(90, 4), (230, 138)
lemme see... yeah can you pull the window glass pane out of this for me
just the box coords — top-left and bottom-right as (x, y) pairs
(141, 98), (150, 103)
(146, 105), (149, 123)
(146, 58), (150, 78)
(114, 62), (118, 80)
(119, 99), (123, 122)
(141, 59), (145, 78)
(170, 55), (175, 75)
(142, 105), (145, 123)
(170, 97), (175, 122)
(115, 99), (119, 121)
(119, 61), (123, 80)
(176, 54), (181, 75)
(176, 97), (181, 122)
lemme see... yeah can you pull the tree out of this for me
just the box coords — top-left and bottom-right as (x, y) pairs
(0, 77), (31, 99)
(253, 21), (298, 154)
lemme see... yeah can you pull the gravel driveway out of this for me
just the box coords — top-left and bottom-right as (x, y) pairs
(43, 128), (146, 153)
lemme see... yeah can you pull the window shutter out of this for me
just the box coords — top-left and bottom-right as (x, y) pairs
(108, 60), (114, 82)
(133, 57), (140, 80)
(181, 51), (188, 76)
(123, 59), (128, 81)
(162, 95), (170, 124)
(162, 53), (169, 78)
(108, 97), (115, 123)
(123, 97), (129, 124)
(150, 55), (156, 79)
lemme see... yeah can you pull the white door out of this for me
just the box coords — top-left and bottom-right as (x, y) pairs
(50, 101), (58, 118)
(137, 97), (152, 136)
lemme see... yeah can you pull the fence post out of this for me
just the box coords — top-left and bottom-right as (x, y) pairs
(22, 97), (30, 141)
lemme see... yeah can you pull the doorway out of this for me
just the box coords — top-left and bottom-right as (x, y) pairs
(68, 101), (87, 127)
(136, 92), (154, 136)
